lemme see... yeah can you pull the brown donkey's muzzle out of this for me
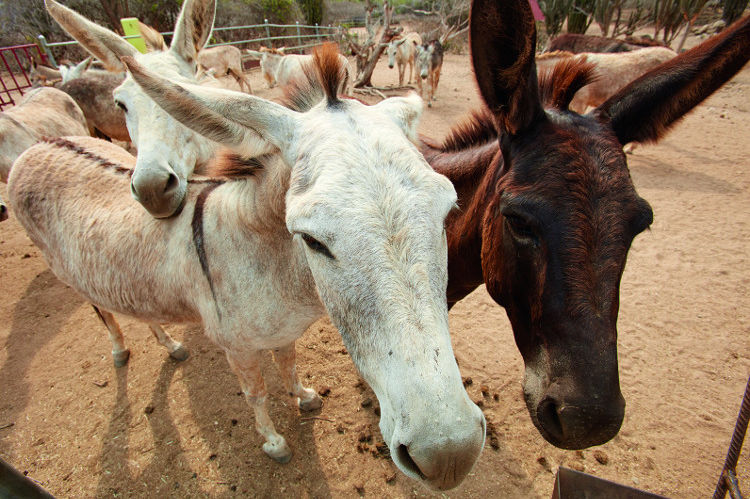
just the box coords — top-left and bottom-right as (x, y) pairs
(533, 385), (625, 449)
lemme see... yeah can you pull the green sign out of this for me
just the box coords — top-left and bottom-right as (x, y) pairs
(121, 17), (147, 54)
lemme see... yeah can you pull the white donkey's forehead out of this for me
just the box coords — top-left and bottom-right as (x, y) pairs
(288, 101), (456, 225)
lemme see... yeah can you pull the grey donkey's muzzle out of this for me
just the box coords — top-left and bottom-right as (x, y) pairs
(130, 163), (186, 218)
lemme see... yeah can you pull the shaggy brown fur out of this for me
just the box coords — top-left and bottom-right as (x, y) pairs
(206, 150), (266, 178)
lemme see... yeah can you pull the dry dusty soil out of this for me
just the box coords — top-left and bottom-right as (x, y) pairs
(1, 37), (749, 498)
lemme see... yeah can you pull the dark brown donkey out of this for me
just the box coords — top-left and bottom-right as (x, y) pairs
(421, 0), (750, 450)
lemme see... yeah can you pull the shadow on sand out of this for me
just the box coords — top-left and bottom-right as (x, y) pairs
(0, 270), (84, 454)
(94, 325), (332, 497)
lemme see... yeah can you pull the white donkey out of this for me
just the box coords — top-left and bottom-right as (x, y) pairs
(45, 0), (224, 218)
(246, 47), (353, 95)
(197, 45), (252, 93)
(385, 32), (422, 86)
(8, 44), (485, 489)
(0, 195), (6, 222)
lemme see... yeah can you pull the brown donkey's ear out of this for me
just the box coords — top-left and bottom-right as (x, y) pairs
(595, 14), (750, 146)
(469, 0), (544, 135)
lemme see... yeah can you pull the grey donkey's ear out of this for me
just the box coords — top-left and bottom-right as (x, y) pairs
(123, 56), (300, 159)
(45, 0), (138, 71)
(170, 0), (216, 63)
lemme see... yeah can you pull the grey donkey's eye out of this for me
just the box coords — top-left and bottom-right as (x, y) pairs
(301, 234), (334, 259)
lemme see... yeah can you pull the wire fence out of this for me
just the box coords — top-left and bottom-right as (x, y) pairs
(0, 19), (362, 109)
(36, 19), (354, 68)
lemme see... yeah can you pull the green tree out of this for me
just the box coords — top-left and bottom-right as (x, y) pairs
(299, 0), (325, 25)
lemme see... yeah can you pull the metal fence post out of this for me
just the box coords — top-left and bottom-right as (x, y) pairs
(295, 21), (302, 52)
(36, 34), (57, 67)
(315, 23), (320, 42)
(264, 19), (271, 43)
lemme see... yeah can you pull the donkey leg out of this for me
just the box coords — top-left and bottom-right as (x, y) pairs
(427, 73), (434, 107)
(92, 305), (130, 367)
(148, 323), (189, 361)
(231, 68), (251, 93)
(272, 342), (322, 412)
(226, 350), (292, 463)
(433, 63), (443, 100)
(398, 63), (405, 86)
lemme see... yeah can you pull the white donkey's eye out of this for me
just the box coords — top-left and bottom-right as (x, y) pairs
(115, 100), (128, 113)
(301, 233), (334, 259)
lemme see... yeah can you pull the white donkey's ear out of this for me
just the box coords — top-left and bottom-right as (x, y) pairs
(171, 0), (216, 63)
(123, 57), (299, 158)
(45, 0), (137, 71)
(245, 50), (262, 60)
(372, 93), (423, 142)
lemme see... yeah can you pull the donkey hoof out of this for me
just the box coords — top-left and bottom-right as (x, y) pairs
(263, 439), (292, 463)
(113, 349), (131, 368)
(169, 345), (190, 362)
(299, 393), (323, 412)
(428, 101), (433, 108)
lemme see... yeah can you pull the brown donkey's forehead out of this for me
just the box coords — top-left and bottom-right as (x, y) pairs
(501, 112), (651, 232)
(507, 112), (632, 191)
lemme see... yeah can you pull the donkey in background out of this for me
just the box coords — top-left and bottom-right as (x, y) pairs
(420, 0), (750, 450)
(0, 86), (89, 182)
(197, 45), (252, 93)
(245, 47), (354, 95)
(45, 0), (226, 218)
(385, 32), (422, 86)
(415, 39), (443, 107)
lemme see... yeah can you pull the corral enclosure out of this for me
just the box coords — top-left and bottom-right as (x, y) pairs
(0, 31), (749, 499)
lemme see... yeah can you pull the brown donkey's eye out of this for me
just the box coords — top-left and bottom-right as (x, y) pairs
(301, 234), (334, 259)
(504, 214), (537, 244)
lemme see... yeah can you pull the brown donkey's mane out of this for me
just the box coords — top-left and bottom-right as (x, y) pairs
(439, 108), (498, 152)
(538, 57), (597, 111)
(437, 58), (596, 151)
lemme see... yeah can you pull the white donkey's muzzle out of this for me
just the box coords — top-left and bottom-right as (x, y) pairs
(389, 397), (486, 490)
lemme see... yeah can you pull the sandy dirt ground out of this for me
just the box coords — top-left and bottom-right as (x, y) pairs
(1, 37), (749, 498)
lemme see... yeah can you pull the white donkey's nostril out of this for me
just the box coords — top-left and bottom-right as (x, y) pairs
(394, 444), (426, 480)
(164, 171), (179, 194)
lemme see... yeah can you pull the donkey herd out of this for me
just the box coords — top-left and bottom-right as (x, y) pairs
(0, 0), (749, 491)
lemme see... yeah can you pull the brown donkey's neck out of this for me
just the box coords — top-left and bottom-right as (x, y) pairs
(420, 137), (501, 306)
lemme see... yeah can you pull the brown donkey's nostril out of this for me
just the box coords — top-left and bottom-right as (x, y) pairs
(537, 397), (565, 442)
